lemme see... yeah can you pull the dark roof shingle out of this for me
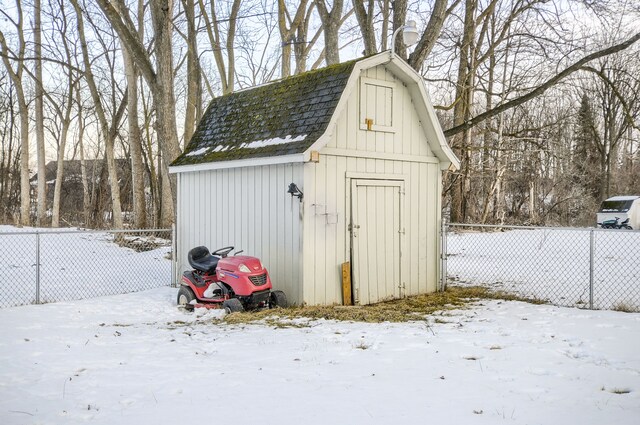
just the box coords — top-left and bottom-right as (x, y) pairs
(171, 59), (359, 167)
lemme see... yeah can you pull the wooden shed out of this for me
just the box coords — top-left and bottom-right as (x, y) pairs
(169, 52), (459, 306)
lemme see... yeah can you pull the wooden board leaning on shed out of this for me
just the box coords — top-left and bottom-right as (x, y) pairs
(342, 262), (352, 305)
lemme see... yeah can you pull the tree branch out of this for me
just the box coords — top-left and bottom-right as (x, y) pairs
(443, 31), (640, 138)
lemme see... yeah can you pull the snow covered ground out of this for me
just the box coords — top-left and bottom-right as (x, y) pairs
(0, 226), (171, 307)
(447, 228), (640, 311)
(1, 287), (638, 425)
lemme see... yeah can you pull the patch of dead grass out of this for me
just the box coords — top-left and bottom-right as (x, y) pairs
(223, 286), (546, 325)
(612, 302), (638, 313)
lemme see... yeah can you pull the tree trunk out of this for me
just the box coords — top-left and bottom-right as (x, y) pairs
(18, 93), (30, 226)
(314, 0), (344, 65)
(34, 0), (47, 226)
(0, 27), (30, 226)
(77, 98), (91, 226)
(352, 0), (376, 55)
(408, 0), (449, 69)
(160, 164), (174, 228)
(182, 0), (202, 144)
(450, 0), (477, 223)
(95, 0), (182, 226)
(51, 104), (72, 228)
(122, 44), (147, 229)
(392, 0), (407, 58)
(278, 0), (310, 77)
(150, 1), (180, 225)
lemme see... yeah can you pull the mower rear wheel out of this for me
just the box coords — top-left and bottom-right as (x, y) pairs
(223, 298), (244, 314)
(177, 286), (196, 307)
(269, 290), (288, 309)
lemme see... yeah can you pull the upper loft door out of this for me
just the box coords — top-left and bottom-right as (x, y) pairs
(350, 179), (403, 305)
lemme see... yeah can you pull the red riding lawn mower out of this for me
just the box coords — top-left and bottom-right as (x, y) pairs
(177, 246), (288, 313)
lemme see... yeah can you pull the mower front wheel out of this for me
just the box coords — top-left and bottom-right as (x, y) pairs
(223, 298), (244, 314)
(177, 286), (196, 308)
(269, 290), (288, 309)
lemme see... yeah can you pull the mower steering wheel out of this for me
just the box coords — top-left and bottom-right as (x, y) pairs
(212, 246), (234, 258)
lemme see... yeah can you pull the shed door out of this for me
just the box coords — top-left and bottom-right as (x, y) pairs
(350, 179), (403, 305)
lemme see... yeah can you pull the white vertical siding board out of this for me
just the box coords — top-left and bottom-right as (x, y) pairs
(366, 186), (378, 303)
(282, 165), (291, 300)
(324, 154), (340, 304)
(241, 167), (248, 252)
(276, 165), (284, 288)
(295, 164), (304, 303)
(394, 185), (401, 298)
(383, 185), (393, 297)
(375, 126), (384, 153)
(418, 163), (429, 294)
(408, 161), (420, 295)
(311, 162), (324, 304)
(349, 92), (357, 150)
(436, 168), (443, 288)
(427, 163), (438, 291)
(302, 162), (315, 304)
(366, 158), (376, 173)
(248, 167), (256, 254)
(270, 167), (279, 281)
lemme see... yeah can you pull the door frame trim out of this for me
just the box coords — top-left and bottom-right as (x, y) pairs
(347, 175), (406, 305)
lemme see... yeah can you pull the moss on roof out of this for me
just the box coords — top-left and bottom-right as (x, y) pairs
(171, 59), (360, 167)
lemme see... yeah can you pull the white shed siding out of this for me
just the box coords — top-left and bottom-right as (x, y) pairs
(176, 163), (304, 304)
(300, 63), (442, 306)
(325, 64), (433, 158)
(302, 157), (441, 305)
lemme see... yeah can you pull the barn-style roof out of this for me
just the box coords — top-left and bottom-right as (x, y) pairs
(171, 59), (359, 167)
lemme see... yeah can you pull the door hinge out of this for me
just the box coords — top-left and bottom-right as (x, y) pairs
(398, 228), (405, 235)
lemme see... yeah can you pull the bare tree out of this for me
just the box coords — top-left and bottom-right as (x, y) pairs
(115, 0), (147, 228)
(198, 0), (241, 95)
(46, 0), (79, 227)
(0, 74), (21, 222)
(95, 0), (180, 227)
(97, 0), (180, 226)
(71, 0), (125, 229)
(34, 0), (47, 225)
(0, 2), (30, 226)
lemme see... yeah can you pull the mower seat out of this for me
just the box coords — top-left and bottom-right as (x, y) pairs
(188, 246), (219, 273)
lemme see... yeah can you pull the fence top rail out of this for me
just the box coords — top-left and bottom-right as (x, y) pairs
(0, 228), (172, 236)
(447, 223), (640, 233)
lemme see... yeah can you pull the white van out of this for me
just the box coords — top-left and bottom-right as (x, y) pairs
(597, 196), (640, 229)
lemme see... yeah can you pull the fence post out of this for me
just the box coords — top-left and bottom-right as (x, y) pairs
(171, 223), (177, 288)
(589, 229), (595, 309)
(440, 218), (448, 292)
(35, 232), (41, 304)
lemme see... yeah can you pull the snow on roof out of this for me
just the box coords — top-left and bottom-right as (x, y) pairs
(241, 134), (307, 149)
(186, 147), (210, 157)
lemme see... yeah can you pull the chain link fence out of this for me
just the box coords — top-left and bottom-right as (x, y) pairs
(443, 223), (640, 312)
(0, 228), (173, 308)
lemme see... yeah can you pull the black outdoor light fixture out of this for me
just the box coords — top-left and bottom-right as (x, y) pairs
(287, 183), (303, 201)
